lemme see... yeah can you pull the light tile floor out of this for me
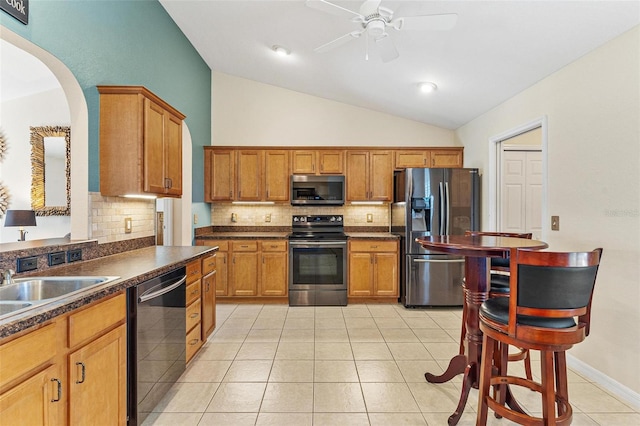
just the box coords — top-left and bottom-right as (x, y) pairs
(143, 303), (639, 425)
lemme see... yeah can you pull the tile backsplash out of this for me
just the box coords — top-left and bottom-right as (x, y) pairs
(89, 192), (155, 243)
(211, 204), (390, 228)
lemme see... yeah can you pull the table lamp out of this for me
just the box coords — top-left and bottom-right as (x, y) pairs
(4, 210), (37, 241)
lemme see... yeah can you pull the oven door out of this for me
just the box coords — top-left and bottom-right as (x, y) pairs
(289, 241), (347, 290)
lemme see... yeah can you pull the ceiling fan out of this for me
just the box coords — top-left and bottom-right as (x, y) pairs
(306, 0), (457, 63)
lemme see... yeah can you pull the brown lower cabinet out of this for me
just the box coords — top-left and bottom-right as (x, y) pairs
(198, 239), (288, 300)
(348, 240), (399, 300)
(0, 293), (127, 425)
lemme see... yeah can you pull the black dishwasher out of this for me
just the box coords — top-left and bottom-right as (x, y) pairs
(126, 267), (187, 426)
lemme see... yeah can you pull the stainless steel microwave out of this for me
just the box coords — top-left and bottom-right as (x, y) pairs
(290, 175), (345, 206)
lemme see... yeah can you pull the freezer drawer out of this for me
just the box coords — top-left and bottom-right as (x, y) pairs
(404, 255), (464, 307)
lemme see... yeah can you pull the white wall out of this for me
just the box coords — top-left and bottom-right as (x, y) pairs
(0, 88), (71, 242)
(212, 72), (455, 147)
(456, 26), (640, 396)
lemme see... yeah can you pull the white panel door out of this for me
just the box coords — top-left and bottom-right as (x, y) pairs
(500, 150), (542, 238)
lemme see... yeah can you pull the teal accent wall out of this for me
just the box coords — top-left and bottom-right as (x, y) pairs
(1, 0), (211, 202)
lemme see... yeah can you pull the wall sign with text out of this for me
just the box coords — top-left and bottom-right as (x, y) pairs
(1, 0), (29, 25)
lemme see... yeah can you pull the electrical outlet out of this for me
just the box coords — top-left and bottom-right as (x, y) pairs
(231, 213), (237, 222)
(366, 213), (373, 223)
(551, 215), (560, 231)
(124, 217), (132, 233)
(67, 248), (82, 263)
(193, 214), (198, 224)
(17, 256), (38, 272)
(265, 214), (272, 223)
(48, 251), (66, 266)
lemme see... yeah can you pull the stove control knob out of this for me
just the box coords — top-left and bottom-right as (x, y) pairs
(336, 216), (342, 222)
(293, 217), (299, 222)
(300, 217), (306, 222)
(329, 216), (336, 222)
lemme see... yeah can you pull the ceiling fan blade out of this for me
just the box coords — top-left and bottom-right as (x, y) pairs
(375, 34), (399, 63)
(306, 0), (362, 19)
(394, 13), (458, 31)
(315, 30), (363, 53)
(359, 0), (382, 17)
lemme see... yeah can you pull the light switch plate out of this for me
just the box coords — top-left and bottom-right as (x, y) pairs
(125, 217), (132, 233)
(551, 216), (560, 231)
(366, 213), (373, 223)
(265, 214), (272, 222)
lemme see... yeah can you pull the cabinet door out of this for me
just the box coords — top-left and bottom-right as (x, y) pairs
(291, 151), (316, 174)
(346, 151), (369, 201)
(206, 150), (235, 201)
(164, 112), (183, 196)
(318, 150), (344, 174)
(69, 324), (127, 426)
(237, 150), (263, 201)
(430, 149), (463, 168)
(231, 252), (259, 296)
(0, 364), (62, 425)
(215, 251), (229, 296)
(143, 99), (166, 194)
(264, 150), (290, 201)
(348, 252), (373, 296)
(261, 251), (288, 296)
(202, 271), (216, 339)
(395, 151), (428, 169)
(373, 253), (398, 296)
(369, 151), (393, 201)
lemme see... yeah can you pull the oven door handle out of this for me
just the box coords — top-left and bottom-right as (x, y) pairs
(290, 241), (347, 248)
(138, 275), (187, 303)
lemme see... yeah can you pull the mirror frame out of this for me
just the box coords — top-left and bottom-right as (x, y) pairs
(30, 126), (71, 216)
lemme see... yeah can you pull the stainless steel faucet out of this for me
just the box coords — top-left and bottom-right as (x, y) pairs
(1, 269), (15, 286)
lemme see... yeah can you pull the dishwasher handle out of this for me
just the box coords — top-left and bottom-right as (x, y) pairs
(139, 275), (187, 303)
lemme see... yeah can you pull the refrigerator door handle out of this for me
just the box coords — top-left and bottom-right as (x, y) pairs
(413, 258), (466, 264)
(439, 182), (445, 234)
(444, 181), (451, 235)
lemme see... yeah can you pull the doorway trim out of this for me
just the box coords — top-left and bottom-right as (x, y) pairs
(488, 116), (548, 240)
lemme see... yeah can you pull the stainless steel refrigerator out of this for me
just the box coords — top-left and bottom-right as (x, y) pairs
(391, 168), (480, 307)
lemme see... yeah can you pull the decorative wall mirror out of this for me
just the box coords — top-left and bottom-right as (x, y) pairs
(30, 126), (71, 216)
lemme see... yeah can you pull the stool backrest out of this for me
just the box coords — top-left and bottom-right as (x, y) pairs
(508, 247), (603, 342)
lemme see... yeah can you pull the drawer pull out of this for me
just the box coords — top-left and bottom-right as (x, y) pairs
(189, 338), (199, 346)
(190, 312), (199, 319)
(371, 245), (378, 248)
(240, 245), (249, 248)
(51, 378), (62, 402)
(270, 245), (277, 248)
(75, 362), (86, 384)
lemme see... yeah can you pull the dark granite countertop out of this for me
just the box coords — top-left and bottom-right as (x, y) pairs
(0, 246), (216, 338)
(196, 232), (291, 239)
(345, 232), (399, 240)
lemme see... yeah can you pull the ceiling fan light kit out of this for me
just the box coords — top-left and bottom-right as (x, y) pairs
(306, 0), (457, 63)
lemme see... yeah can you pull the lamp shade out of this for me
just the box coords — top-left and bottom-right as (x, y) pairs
(4, 210), (37, 227)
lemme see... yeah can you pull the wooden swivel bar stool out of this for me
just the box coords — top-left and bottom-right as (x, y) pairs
(461, 231), (534, 380)
(476, 247), (603, 425)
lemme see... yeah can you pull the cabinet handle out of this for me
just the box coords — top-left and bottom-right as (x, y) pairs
(312, 163), (315, 172)
(238, 190), (242, 198)
(189, 338), (199, 346)
(266, 189), (269, 198)
(206, 282), (210, 292)
(191, 288), (199, 296)
(229, 190), (232, 198)
(164, 177), (173, 189)
(432, 158), (436, 166)
(424, 158), (427, 165)
(190, 312), (199, 319)
(75, 362), (86, 384)
(51, 378), (62, 402)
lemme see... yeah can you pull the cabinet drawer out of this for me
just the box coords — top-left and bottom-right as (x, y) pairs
(350, 240), (398, 253)
(205, 240), (228, 251)
(186, 260), (202, 284)
(186, 280), (201, 306)
(68, 293), (126, 348)
(202, 254), (217, 274)
(261, 241), (287, 252)
(186, 323), (203, 363)
(232, 241), (258, 252)
(0, 323), (57, 389)
(186, 299), (202, 332)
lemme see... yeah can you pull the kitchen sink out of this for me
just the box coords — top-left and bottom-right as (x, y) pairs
(0, 276), (120, 303)
(0, 301), (34, 316)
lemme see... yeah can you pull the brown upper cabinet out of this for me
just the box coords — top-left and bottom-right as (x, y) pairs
(429, 149), (463, 168)
(346, 151), (393, 202)
(98, 86), (185, 198)
(395, 148), (463, 169)
(291, 150), (344, 175)
(204, 148), (290, 202)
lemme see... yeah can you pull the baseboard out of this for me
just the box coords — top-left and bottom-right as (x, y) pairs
(566, 353), (640, 411)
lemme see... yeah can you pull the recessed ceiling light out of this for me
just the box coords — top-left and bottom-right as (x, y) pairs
(272, 45), (291, 57)
(418, 82), (437, 93)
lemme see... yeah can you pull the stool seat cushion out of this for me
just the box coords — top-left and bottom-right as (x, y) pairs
(491, 257), (510, 269)
(481, 298), (576, 329)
